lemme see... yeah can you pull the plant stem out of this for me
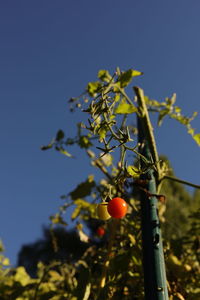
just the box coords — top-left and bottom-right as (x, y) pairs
(117, 86), (135, 106)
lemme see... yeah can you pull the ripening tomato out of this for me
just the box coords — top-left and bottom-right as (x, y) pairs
(96, 226), (105, 237)
(107, 197), (127, 219)
(96, 202), (111, 221)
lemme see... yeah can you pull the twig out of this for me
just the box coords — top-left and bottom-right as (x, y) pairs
(163, 175), (200, 189)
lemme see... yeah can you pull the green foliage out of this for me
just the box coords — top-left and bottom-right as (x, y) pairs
(70, 175), (95, 200)
(117, 69), (143, 88)
(87, 81), (102, 97)
(115, 98), (137, 114)
(145, 94), (200, 146)
(193, 133), (200, 145)
(1, 68), (200, 299)
(98, 70), (112, 83)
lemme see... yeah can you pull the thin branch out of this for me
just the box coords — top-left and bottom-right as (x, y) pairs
(93, 159), (113, 181)
(163, 175), (200, 189)
(117, 85), (135, 106)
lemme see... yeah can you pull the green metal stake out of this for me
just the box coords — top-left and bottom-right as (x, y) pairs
(136, 87), (169, 300)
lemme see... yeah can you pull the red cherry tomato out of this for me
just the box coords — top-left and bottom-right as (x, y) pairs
(96, 226), (105, 237)
(107, 197), (128, 219)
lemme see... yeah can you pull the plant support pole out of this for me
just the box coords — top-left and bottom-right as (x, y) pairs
(135, 87), (168, 300)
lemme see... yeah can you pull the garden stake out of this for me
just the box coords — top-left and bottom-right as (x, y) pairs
(136, 87), (169, 300)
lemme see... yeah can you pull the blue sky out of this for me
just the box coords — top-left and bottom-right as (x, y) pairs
(0, 0), (200, 265)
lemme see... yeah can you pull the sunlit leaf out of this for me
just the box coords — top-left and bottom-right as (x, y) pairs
(55, 146), (72, 157)
(50, 214), (68, 226)
(77, 227), (90, 243)
(100, 153), (113, 166)
(49, 270), (63, 281)
(98, 70), (112, 82)
(114, 93), (121, 102)
(128, 234), (136, 245)
(39, 282), (56, 292)
(115, 99), (137, 114)
(158, 109), (170, 126)
(14, 267), (30, 286)
(118, 69), (143, 88)
(78, 136), (92, 149)
(193, 133), (200, 146)
(188, 127), (195, 135)
(71, 206), (81, 220)
(87, 81), (102, 96)
(83, 283), (91, 300)
(174, 106), (181, 113)
(145, 96), (161, 107)
(127, 165), (140, 178)
(2, 258), (10, 266)
(97, 122), (109, 141)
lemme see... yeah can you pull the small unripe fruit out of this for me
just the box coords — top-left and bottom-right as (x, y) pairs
(96, 226), (105, 237)
(107, 197), (127, 219)
(96, 202), (111, 221)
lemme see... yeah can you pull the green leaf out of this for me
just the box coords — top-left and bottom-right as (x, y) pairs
(174, 106), (181, 113)
(41, 143), (54, 151)
(158, 109), (170, 126)
(114, 93), (120, 102)
(193, 133), (200, 146)
(118, 69), (143, 88)
(126, 165), (140, 178)
(71, 206), (81, 220)
(50, 214), (68, 226)
(188, 127), (195, 135)
(145, 96), (161, 107)
(55, 146), (72, 157)
(98, 124), (109, 141)
(170, 114), (190, 125)
(87, 81), (102, 97)
(98, 70), (112, 82)
(100, 153), (113, 166)
(70, 176), (95, 200)
(56, 130), (64, 141)
(115, 98), (137, 114)
(78, 136), (92, 149)
(14, 267), (30, 286)
(128, 234), (136, 245)
(83, 283), (91, 300)
(2, 258), (10, 266)
(74, 199), (91, 208)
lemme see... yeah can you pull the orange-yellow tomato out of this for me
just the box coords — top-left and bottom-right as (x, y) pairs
(96, 202), (111, 221)
(107, 197), (127, 219)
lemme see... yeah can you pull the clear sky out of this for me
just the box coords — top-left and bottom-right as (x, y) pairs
(0, 0), (200, 265)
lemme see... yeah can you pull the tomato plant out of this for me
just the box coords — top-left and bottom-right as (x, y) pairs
(1, 67), (199, 300)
